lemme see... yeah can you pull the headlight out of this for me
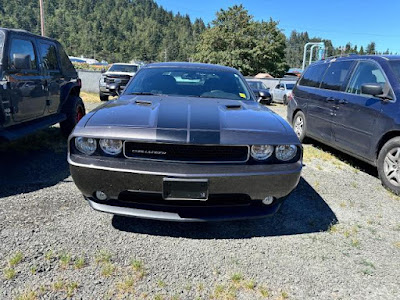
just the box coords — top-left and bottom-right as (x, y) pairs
(250, 145), (274, 160)
(275, 145), (297, 161)
(99, 139), (123, 155)
(75, 137), (97, 155)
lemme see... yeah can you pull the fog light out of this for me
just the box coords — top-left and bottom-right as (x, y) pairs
(95, 191), (108, 201)
(262, 196), (274, 205)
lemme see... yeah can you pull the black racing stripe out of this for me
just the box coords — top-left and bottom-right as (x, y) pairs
(157, 101), (188, 129)
(189, 131), (220, 144)
(156, 129), (187, 143)
(190, 102), (220, 130)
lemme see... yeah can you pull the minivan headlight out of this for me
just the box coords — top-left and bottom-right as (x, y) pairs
(251, 145), (274, 160)
(99, 139), (123, 155)
(275, 145), (297, 161)
(75, 137), (97, 155)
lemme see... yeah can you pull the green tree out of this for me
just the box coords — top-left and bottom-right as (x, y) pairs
(366, 42), (376, 54)
(195, 5), (287, 76)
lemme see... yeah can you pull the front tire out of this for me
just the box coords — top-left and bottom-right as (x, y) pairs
(60, 96), (85, 137)
(377, 137), (400, 195)
(100, 93), (109, 101)
(293, 111), (307, 142)
(283, 95), (288, 105)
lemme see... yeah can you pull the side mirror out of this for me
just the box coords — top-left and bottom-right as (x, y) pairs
(361, 83), (383, 97)
(101, 68), (106, 74)
(12, 54), (31, 70)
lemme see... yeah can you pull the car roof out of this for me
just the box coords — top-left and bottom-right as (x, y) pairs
(312, 54), (400, 66)
(0, 27), (58, 43)
(143, 62), (239, 73)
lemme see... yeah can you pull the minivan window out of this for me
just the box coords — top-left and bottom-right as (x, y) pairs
(9, 38), (37, 70)
(389, 60), (400, 84)
(347, 61), (387, 95)
(298, 63), (329, 88)
(39, 42), (59, 71)
(320, 61), (353, 91)
(0, 31), (5, 61)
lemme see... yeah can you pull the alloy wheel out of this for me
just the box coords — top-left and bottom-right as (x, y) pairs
(294, 115), (304, 138)
(383, 147), (400, 186)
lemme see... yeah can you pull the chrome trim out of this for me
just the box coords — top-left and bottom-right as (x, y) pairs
(122, 141), (250, 164)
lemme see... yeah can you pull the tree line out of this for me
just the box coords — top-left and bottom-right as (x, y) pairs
(0, 0), (391, 76)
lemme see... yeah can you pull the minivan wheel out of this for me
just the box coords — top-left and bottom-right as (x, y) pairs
(100, 93), (109, 101)
(377, 137), (400, 195)
(283, 95), (288, 105)
(293, 111), (306, 142)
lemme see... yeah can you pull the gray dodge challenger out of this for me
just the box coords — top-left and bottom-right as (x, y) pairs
(68, 62), (302, 221)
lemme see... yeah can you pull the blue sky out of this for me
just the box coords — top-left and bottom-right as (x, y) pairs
(156, 0), (400, 53)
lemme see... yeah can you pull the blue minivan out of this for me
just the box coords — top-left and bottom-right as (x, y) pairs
(287, 55), (400, 194)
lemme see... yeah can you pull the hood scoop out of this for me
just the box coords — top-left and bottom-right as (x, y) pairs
(135, 100), (152, 106)
(225, 104), (242, 110)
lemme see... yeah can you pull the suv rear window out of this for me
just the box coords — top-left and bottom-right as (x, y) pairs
(298, 63), (329, 88)
(320, 61), (353, 91)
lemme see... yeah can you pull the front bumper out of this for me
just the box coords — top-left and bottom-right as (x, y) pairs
(69, 154), (302, 221)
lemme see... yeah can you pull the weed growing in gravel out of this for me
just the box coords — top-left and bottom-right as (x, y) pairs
(130, 259), (143, 271)
(212, 284), (237, 300)
(394, 242), (400, 248)
(101, 262), (116, 277)
(279, 291), (289, 299)
(9, 251), (23, 266)
(74, 256), (85, 269)
(3, 267), (16, 280)
(116, 276), (135, 294)
(259, 286), (269, 297)
(59, 253), (71, 269)
(351, 238), (360, 248)
(351, 182), (358, 188)
(185, 283), (192, 291)
(154, 294), (165, 300)
(244, 280), (256, 290)
(157, 280), (166, 288)
(328, 223), (339, 233)
(52, 279), (79, 296)
(198, 283), (204, 292)
(231, 273), (243, 283)
(30, 265), (37, 274)
(15, 289), (37, 300)
(360, 259), (375, 269)
(44, 250), (54, 261)
(95, 250), (112, 264)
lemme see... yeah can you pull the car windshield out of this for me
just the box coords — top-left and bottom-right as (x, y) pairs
(389, 60), (400, 83)
(247, 80), (266, 90)
(124, 67), (252, 100)
(109, 64), (138, 73)
(0, 30), (4, 62)
(286, 83), (295, 90)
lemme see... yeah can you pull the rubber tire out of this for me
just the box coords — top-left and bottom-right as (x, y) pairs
(100, 93), (109, 101)
(60, 96), (86, 137)
(293, 111), (307, 143)
(283, 95), (288, 105)
(377, 137), (400, 195)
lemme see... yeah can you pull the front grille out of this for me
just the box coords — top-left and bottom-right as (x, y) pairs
(124, 142), (249, 163)
(105, 75), (131, 85)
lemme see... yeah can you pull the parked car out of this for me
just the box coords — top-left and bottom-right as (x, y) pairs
(246, 79), (272, 105)
(272, 81), (295, 105)
(99, 63), (140, 101)
(0, 28), (84, 141)
(287, 55), (400, 194)
(69, 62), (302, 221)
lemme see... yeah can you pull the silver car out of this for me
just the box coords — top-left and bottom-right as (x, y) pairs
(272, 81), (296, 105)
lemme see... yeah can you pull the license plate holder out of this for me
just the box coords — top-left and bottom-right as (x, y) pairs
(163, 178), (208, 201)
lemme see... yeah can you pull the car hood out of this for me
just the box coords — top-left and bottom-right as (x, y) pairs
(77, 95), (299, 145)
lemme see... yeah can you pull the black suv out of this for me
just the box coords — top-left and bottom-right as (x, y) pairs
(0, 28), (85, 141)
(287, 55), (400, 194)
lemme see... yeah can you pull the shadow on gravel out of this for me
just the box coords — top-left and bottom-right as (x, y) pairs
(305, 138), (378, 177)
(0, 127), (70, 198)
(112, 177), (337, 239)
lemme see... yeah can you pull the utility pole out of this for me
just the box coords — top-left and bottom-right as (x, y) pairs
(39, 0), (45, 36)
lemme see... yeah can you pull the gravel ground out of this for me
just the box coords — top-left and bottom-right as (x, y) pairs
(0, 101), (399, 300)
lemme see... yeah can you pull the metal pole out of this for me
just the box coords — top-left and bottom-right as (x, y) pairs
(39, 0), (45, 36)
(309, 45), (319, 65)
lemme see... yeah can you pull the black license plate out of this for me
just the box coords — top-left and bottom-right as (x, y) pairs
(163, 178), (208, 201)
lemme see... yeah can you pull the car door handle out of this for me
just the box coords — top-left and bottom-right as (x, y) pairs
(326, 97), (335, 102)
(338, 99), (348, 104)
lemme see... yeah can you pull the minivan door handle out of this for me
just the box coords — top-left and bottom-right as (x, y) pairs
(326, 97), (335, 102)
(338, 99), (348, 105)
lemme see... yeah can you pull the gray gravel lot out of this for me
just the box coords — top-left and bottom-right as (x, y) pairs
(0, 101), (399, 299)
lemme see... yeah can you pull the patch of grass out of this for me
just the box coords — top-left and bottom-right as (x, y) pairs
(66, 282), (79, 297)
(303, 146), (336, 163)
(279, 291), (289, 299)
(362, 268), (374, 275)
(130, 259), (143, 271)
(53, 280), (64, 291)
(74, 256), (85, 269)
(81, 91), (101, 103)
(154, 294), (164, 300)
(52, 279), (79, 296)
(244, 279), (256, 290)
(15, 290), (37, 300)
(157, 280), (166, 288)
(9, 251), (23, 266)
(185, 283), (192, 291)
(59, 253), (71, 269)
(231, 273), (243, 283)
(198, 283), (204, 292)
(259, 286), (269, 298)
(351, 182), (358, 188)
(360, 259), (375, 269)
(30, 265), (37, 274)
(45, 250), (54, 260)
(212, 284), (237, 300)
(3, 267), (16, 280)
(351, 238), (360, 248)
(101, 263), (115, 277)
(328, 223), (339, 233)
(95, 250), (112, 264)
(339, 201), (347, 208)
(116, 276), (135, 294)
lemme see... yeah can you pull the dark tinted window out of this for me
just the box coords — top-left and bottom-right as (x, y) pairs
(320, 61), (353, 91)
(247, 81), (266, 89)
(9, 38), (37, 70)
(389, 60), (400, 84)
(347, 61), (387, 95)
(298, 63), (328, 88)
(109, 64), (138, 73)
(0, 31), (4, 61)
(39, 42), (59, 71)
(58, 45), (77, 77)
(286, 83), (295, 90)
